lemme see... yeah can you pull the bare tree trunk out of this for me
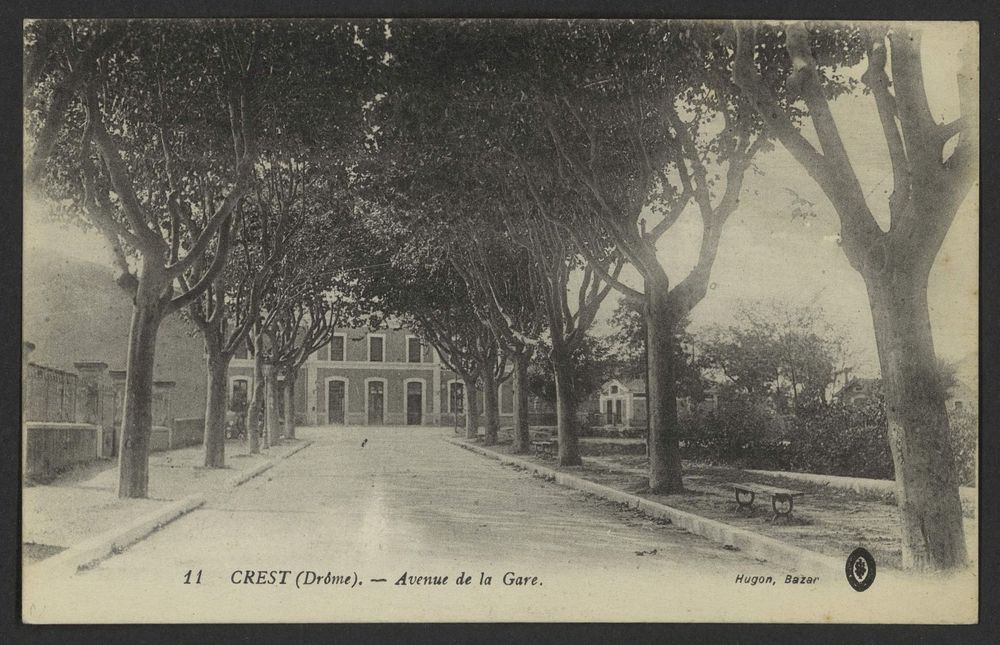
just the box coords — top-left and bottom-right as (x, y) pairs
(463, 376), (480, 441)
(646, 277), (684, 493)
(730, 22), (977, 569)
(512, 352), (531, 453)
(117, 279), (162, 499)
(246, 345), (264, 455)
(551, 347), (581, 467)
(203, 335), (229, 468)
(868, 273), (967, 570)
(283, 373), (296, 440)
(483, 368), (500, 446)
(264, 363), (279, 448)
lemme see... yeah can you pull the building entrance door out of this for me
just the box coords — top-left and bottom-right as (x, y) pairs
(406, 382), (423, 425)
(367, 381), (384, 425)
(328, 381), (345, 424)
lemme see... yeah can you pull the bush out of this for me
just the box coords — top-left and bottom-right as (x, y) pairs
(950, 408), (978, 487)
(679, 393), (788, 469)
(680, 394), (977, 485)
(784, 399), (893, 479)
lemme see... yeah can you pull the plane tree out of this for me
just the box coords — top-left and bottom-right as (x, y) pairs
(450, 232), (546, 452)
(360, 20), (620, 460)
(264, 209), (380, 442)
(411, 277), (511, 444)
(181, 197), (274, 467)
(732, 21), (977, 569)
(350, 203), (511, 442)
(371, 19), (771, 485)
(501, 184), (623, 466)
(487, 20), (784, 492)
(26, 19), (392, 494)
(26, 20), (263, 498)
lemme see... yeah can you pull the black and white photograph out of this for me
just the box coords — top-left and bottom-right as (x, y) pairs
(20, 15), (979, 623)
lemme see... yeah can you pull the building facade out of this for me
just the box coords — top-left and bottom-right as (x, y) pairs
(227, 327), (515, 427)
(597, 378), (647, 427)
(592, 378), (721, 428)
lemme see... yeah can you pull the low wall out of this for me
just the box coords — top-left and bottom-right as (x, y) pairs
(149, 425), (171, 452)
(581, 425), (647, 439)
(746, 468), (977, 505)
(24, 422), (101, 481)
(169, 417), (204, 449)
(469, 427), (646, 456)
(579, 438), (646, 456)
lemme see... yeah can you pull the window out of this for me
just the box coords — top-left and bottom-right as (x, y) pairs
(407, 337), (422, 363)
(330, 335), (345, 361)
(610, 385), (619, 394)
(449, 382), (465, 413)
(368, 335), (384, 362)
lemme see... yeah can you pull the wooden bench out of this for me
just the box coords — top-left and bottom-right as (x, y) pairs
(732, 483), (804, 524)
(531, 439), (557, 458)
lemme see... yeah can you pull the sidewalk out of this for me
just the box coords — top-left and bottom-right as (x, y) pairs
(449, 437), (977, 572)
(23, 437), (312, 566)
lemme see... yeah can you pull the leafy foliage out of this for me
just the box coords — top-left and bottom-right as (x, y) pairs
(606, 297), (705, 399)
(526, 334), (614, 407)
(681, 394), (976, 486)
(697, 300), (850, 411)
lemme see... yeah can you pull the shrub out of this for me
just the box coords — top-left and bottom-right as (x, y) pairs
(950, 408), (978, 487)
(679, 393), (787, 469)
(785, 399), (893, 479)
(680, 393), (977, 485)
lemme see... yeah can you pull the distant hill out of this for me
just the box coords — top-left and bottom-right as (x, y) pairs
(23, 252), (208, 420)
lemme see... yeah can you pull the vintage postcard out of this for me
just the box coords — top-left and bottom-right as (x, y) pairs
(21, 17), (978, 623)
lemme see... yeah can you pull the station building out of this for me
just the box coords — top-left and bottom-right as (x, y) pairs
(227, 327), (515, 427)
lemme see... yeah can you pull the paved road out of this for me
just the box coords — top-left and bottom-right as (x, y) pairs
(26, 425), (781, 622)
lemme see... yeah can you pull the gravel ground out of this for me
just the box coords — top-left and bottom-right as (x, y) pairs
(22, 438), (305, 558)
(488, 444), (977, 571)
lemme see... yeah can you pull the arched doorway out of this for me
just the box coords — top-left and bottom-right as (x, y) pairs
(366, 379), (385, 425)
(405, 380), (424, 425)
(327, 378), (346, 424)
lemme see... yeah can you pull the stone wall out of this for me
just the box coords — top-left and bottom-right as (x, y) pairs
(22, 341), (190, 473)
(23, 422), (101, 482)
(23, 362), (81, 423)
(169, 417), (205, 449)
(149, 426), (172, 452)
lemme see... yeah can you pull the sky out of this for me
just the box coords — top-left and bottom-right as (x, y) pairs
(22, 22), (978, 380)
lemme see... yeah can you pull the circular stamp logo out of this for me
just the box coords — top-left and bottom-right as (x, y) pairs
(845, 547), (876, 592)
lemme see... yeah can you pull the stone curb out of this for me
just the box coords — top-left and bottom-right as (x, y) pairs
(29, 440), (316, 577)
(446, 437), (844, 575)
(227, 440), (314, 488)
(28, 493), (205, 578)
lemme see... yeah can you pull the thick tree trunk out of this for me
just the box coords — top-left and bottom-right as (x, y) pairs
(511, 353), (531, 453)
(646, 276), (684, 493)
(483, 369), (500, 446)
(264, 363), (279, 448)
(203, 338), (229, 468)
(867, 273), (967, 570)
(463, 377), (480, 441)
(246, 345), (264, 454)
(116, 280), (163, 499)
(283, 374), (296, 440)
(551, 348), (581, 467)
